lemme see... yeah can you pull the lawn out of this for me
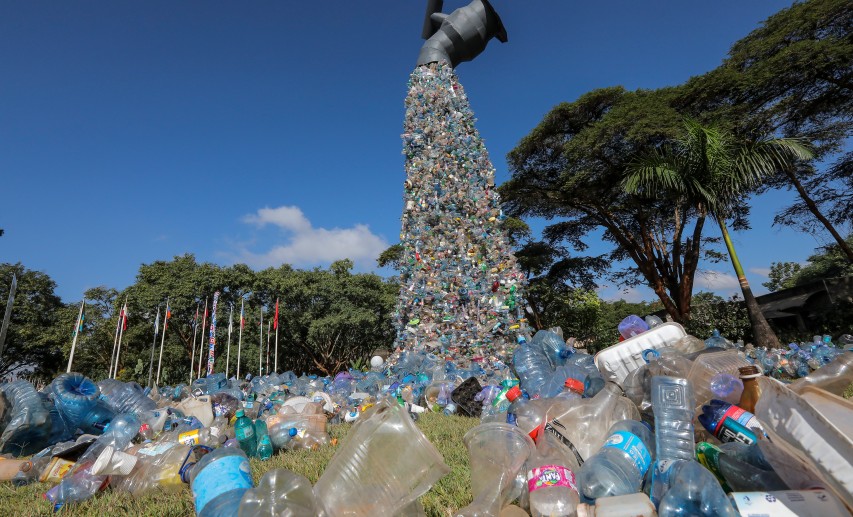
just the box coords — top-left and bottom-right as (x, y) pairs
(0, 412), (480, 517)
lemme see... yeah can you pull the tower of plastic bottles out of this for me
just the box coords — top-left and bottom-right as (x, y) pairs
(394, 61), (527, 363)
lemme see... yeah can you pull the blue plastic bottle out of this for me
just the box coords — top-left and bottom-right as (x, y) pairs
(234, 409), (257, 458)
(698, 400), (763, 445)
(657, 460), (736, 517)
(512, 335), (551, 397)
(577, 419), (655, 500)
(189, 446), (253, 517)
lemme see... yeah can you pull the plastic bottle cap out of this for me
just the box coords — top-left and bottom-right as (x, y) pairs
(505, 385), (522, 402)
(235, 409), (244, 418)
(564, 378), (584, 393)
(288, 428), (298, 437)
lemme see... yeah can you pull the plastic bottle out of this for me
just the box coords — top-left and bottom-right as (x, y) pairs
(704, 329), (731, 349)
(617, 315), (649, 339)
(97, 379), (157, 415)
(0, 380), (52, 456)
(527, 426), (580, 517)
(698, 401), (763, 445)
(51, 373), (100, 429)
(506, 386), (551, 439)
(238, 468), (318, 517)
(189, 446), (253, 517)
(657, 460), (736, 517)
(577, 419), (654, 500)
(532, 329), (572, 368)
(234, 410), (257, 458)
(256, 436), (273, 461)
(737, 365), (761, 414)
(651, 376), (695, 462)
(513, 335), (551, 397)
(177, 427), (226, 447)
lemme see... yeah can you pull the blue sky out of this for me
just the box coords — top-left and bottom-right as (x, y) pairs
(1, 0), (830, 303)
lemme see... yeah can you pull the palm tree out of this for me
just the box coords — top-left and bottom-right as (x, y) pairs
(623, 119), (813, 348)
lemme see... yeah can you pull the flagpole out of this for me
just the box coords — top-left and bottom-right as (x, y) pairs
(266, 321), (271, 375)
(225, 304), (233, 378)
(66, 299), (85, 373)
(113, 298), (128, 379)
(196, 298), (208, 380)
(237, 298), (244, 380)
(274, 297), (279, 374)
(189, 303), (199, 385)
(0, 274), (17, 362)
(206, 291), (219, 377)
(156, 298), (169, 385)
(147, 306), (160, 387)
(258, 306), (263, 377)
(108, 305), (121, 379)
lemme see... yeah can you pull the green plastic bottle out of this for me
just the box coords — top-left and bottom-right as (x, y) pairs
(234, 409), (257, 458)
(257, 435), (273, 461)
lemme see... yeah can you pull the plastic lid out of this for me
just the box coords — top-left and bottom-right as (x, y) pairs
(288, 428), (298, 437)
(235, 409), (245, 417)
(564, 378), (584, 393)
(505, 385), (522, 402)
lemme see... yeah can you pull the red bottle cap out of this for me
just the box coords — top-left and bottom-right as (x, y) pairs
(506, 385), (522, 402)
(564, 378), (584, 393)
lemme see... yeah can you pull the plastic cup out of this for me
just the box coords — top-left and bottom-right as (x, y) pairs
(92, 445), (138, 476)
(314, 399), (450, 517)
(457, 423), (535, 517)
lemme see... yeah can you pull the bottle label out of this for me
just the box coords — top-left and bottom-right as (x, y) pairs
(602, 431), (652, 475)
(179, 430), (200, 446)
(731, 490), (849, 517)
(717, 418), (758, 444)
(191, 455), (252, 514)
(714, 405), (763, 435)
(695, 442), (732, 492)
(527, 465), (577, 493)
(235, 425), (254, 441)
(649, 459), (676, 506)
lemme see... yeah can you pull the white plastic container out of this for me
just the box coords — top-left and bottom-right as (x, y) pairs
(754, 378), (853, 506)
(594, 323), (687, 385)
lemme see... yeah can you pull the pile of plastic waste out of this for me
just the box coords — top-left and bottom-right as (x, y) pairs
(0, 319), (852, 516)
(394, 61), (527, 364)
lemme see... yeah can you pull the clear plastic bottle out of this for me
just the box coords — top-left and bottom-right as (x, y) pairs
(657, 460), (736, 517)
(528, 426), (580, 517)
(513, 335), (551, 397)
(238, 468), (318, 517)
(189, 446), (253, 517)
(97, 379), (157, 415)
(256, 435), (273, 461)
(0, 380), (52, 456)
(651, 376), (695, 462)
(577, 419), (655, 500)
(234, 409), (257, 458)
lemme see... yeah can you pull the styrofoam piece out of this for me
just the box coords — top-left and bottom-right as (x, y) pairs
(594, 322), (687, 384)
(755, 377), (853, 505)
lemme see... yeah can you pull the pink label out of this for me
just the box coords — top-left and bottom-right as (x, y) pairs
(527, 465), (577, 493)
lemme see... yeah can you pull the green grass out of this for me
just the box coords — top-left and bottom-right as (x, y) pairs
(0, 412), (480, 517)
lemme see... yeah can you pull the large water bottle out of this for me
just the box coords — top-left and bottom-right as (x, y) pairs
(513, 335), (551, 397)
(576, 419), (655, 500)
(238, 468), (318, 517)
(0, 380), (52, 456)
(189, 446), (253, 517)
(657, 460), (736, 517)
(532, 330), (572, 368)
(97, 379), (157, 415)
(51, 373), (100, 430)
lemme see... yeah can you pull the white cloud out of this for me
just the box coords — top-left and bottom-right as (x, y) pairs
(694, 270), (741, 293)
(233, 206), (389, 269)
(749, 267), (772, 278)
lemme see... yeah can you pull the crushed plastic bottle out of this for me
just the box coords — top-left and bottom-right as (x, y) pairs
(576, 419), (654, 500)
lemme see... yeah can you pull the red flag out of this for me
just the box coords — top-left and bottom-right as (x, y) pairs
(121, 304), (128, 331)
(274, 298), (279, 330)
(240, 302), (245, 329)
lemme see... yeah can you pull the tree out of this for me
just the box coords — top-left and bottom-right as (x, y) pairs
(0, 263), (65, 381)
(682, 0), (853, 261)
(502, 86), (721, 323)
(624, 120), (812, 348)
(763, 262), (803, 292)
(781, 237), (853, 287)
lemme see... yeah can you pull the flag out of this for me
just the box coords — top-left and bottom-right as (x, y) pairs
(164, 301), (171, 330)
(121, 304), (128, 331)
(228, 305), (233, 334)
(154, 307), (160, 335)
(240, 301), (245, 329)
(274, 298), (279, 330)
(78, 312), (85, 333)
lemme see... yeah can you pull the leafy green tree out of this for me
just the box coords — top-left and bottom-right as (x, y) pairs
(682, 291), (752, 343)
(782, 237), (853, 287)
(624, 120), (812, 348)
(682, 0), (853, 261)
(762, 262), (803, 292)
(0, 263), (65, 381)
(502, 86), (722, 323)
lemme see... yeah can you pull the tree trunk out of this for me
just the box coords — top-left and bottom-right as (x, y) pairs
(719, 221), (781, 348)
(784, 168), (853, 263)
